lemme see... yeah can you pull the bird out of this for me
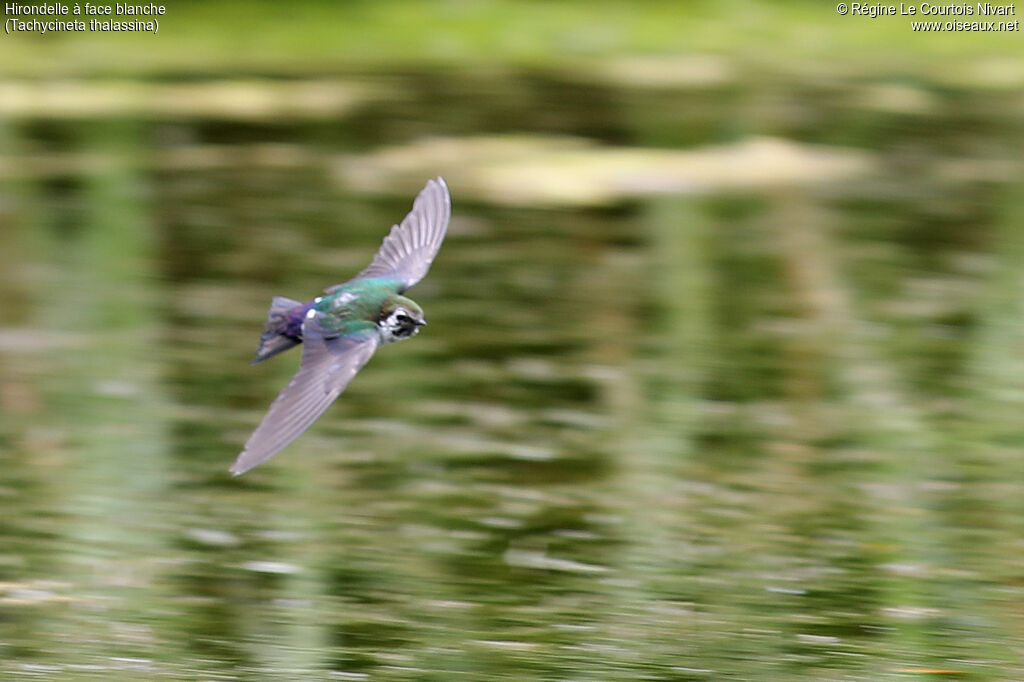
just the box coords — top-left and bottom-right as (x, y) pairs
(230, 177), (451, 476)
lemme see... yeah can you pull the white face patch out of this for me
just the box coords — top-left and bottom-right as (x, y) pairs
(378, 306), (422, 345)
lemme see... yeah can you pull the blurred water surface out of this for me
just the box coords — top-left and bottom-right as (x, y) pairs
(2, 61), (1024, 681)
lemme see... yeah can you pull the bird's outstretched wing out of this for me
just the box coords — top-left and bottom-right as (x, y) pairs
(230, 320), (379, 476)
(326, 177), (451, 294)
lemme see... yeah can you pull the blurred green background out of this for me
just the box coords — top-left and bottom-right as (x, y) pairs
(3, 1), (1024, 679)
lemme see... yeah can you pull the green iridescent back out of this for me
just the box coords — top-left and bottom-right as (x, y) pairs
(312, 277), (415, 336)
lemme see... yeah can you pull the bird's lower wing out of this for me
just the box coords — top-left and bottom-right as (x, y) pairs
(230, 327), (379, 476)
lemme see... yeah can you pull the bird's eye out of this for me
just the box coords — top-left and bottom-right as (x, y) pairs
(396, 314), (412, 324)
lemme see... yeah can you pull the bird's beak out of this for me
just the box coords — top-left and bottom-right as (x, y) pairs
(416, 319), (427, 327)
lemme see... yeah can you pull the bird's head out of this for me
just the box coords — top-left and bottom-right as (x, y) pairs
(378, 295), (426, 344)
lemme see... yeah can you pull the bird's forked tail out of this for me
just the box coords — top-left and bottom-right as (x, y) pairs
(251, 296), (305, 364)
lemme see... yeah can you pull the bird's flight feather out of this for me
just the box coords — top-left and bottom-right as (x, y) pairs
(230, 323), (379, 476)
(327, 177), (451, 293)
